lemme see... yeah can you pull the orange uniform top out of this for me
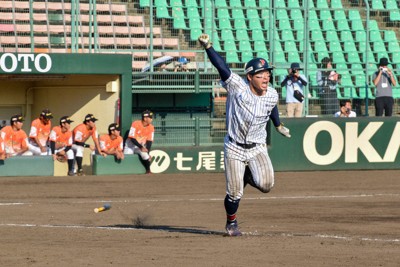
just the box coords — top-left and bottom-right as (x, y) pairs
(128, 120), (154, 145)
(99, 134), (123, 152)
(0, 135), (4, 155)
(29, 118), (51, 146)
(73, 123), (98, 143)
(49, 126), (73, 149)
(0, 126), (28, 154)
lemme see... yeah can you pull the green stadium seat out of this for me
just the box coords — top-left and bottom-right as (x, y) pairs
(281, 29), (295, 41)
(295, 29), (304, 41)
(215, 0), (227, 8)
(236, 29), (250, 41)
(384, 31), (397, 42)
(311, 29), (324, 41)
(278, 19), (291, 30)
(140, 0), (150, 7)
(185, 0), (198, 7)
(273, 51), (286, 63)
(225, 50), (240, 63)
(217, 9), (230, 19)
(224, 40), (237, 51)
(314, 40), (328, 52)
(274, 0), (286, 8)
(325, 30), (340, 42)
(190, 28), (203, 41)
(348, 10), (361, 20)
(334, 10), (346, 21)
(246, 9), (259, 19)
(256, 51), (269, 60)
(385, 0), (398, 9)
(308, 19), (321, 30)
(316, 51), (329, 62)
(232, 8), (245, 19)
(367, 20), (379, 31)
(284, 41), (297, 52)
(332, 51), (346, 63)
(218, 18), (231, 30)
(155, 0), (168, 6)
(340, 73), (354, 87)
(189, 17), (202, 29)
(290, 9), (303, 19)
(376, 51), (390, 61)
(328, 41), (342, 52)
(369, 30), (383, 42)
(337, 20), (350, 31)
(351, 64), (364, 74)
(287, 0), (300, 8)
(309, 10), (318, 20)
(234, 19), (247, 30)
(156, 6), (170, 18)
(371, 0), (384, 10)
(254, 40), (267, 52)
(388, 42), (400, 52)
(344, 41), (357, 52)
(287, 51), (301, 62)
(390, 10), (400, 21)
(186, 7), (200, 18)
(351, 20), (364, 31)
(292, 18), (304, 30)
(361, 51), (376, 62)
(335, 63), (349, 74)
(319, 10), (332, 20)
(261, 10), (270, 20)
(221, 29), (235, 41)
(347, 52), (361, 63)
(316, 0), (329, 8)
(258, 0), (269, 8)
(276, 10), (289, 20)
(355, 31), (366, 42)
(358, 86), (375, 100)
(340, 31), (353, 42)
(172, 7), (185, 18)
(173, 17), (187, 29)
(171, 0), (183, 7)
(213, 39), (222, 51)
(330, 0), (343, 8)
(249, 19), (263, 30)
(244, 0), (257, 7)
(372, 41), (386, 52)
(229, 0), (242, 7)
(241, 51), (253, 62)
(322, 20), (335, 31)
(251, 29), (266, 41)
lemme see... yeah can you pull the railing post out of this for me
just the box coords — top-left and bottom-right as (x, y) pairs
(195, 117), (200, 146)
(195, 71), (200, 93)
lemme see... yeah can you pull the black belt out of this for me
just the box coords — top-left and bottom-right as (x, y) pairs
(228, 136), (256, 149)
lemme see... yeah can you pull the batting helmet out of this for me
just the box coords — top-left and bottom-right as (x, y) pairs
(244, 58), (273, 75)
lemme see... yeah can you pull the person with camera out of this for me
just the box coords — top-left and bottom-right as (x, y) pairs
(317, 57), (340, 115)
(280, 62), (308, 117)
(372, 57), (396, 117)
(334, 99), (356, 118)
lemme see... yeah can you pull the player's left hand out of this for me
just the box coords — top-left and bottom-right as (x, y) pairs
(198, 34), (212, 49)
(276, 123), (291, 138)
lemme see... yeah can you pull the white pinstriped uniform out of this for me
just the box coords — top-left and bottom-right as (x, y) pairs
(222, 72), (279, 201)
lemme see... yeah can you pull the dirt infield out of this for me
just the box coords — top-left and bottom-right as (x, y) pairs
(0, 170), (399, 266)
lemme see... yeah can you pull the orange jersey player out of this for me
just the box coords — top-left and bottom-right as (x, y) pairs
(99, 123), (124, 160)
(72, 114), (105, 176)
(0, 135), (5, 160)
(50, 116), (75, 176)
(123, 110), (155, 174)
(0, 114), (32, 157)
(28, 109), (53, 155)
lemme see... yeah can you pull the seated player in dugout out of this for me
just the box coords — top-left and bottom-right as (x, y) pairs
(99, 123), (124, 161)
(0, 134), (5, 160)
(49, 116), (75, 176)
(124, 110), (155, 174)
(28, 109), (53, 155)
(72, 114), (106, 176)
(0, 114), (32, 157)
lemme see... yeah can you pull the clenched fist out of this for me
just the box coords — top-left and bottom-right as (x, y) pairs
(198, 34), (212, 49)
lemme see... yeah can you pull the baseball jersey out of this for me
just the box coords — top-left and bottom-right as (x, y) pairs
(222, 72), (279, 144)
(73, 123), (98, 143)
(0, 135), (4, 155)
(127, 120), (154, 145)
(49, 126), (73, 149)
(0, 126), (29, 154)
(29, 118), (51, 146)
(99, 134), (123, 152)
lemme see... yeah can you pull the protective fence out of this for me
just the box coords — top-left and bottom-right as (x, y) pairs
(1, 0), (400, 147)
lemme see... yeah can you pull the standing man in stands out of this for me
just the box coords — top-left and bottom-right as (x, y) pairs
(124, 110), (155, 174)
(72, 114), (105, 176)
(0, 115), (32, 157)
(99, 123), (124, 161)
(50, 116), (75, 176)
(28, 109), (53, 155)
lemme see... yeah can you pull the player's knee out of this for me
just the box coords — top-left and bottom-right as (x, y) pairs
(259, 181), (274, 193)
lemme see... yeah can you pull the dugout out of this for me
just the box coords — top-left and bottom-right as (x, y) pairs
(0, 52), (132, 176)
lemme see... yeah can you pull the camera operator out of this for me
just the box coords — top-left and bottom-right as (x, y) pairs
(334, 99), (356, 118)
(280, 62), (308, 117)
(372, 57), (396, 117)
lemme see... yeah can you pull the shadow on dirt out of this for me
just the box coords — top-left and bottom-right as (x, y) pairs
(105, 224), (225, 236)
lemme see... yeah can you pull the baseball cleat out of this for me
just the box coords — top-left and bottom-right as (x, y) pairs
(67, 171), (76, 176)
(77, 169), (85, 176)
(225, 221), (242, 237)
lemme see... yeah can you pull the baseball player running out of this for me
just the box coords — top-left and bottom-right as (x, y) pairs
(49, 116), (75, 176)
(124, 110), (154, 174)
(28, 109), (53, 155)
(72, 114), (105, 176)
(199, 33), (282, 236)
